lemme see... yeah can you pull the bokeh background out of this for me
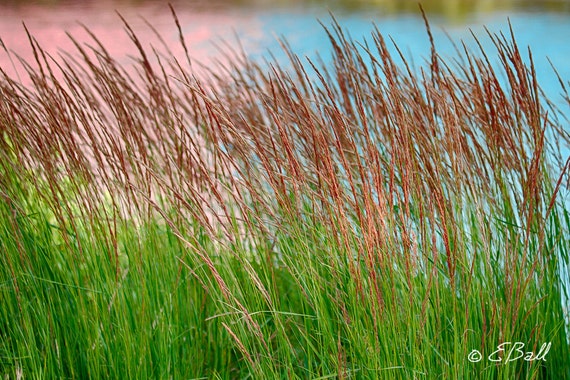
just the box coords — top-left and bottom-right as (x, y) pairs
(1, 1), (569, 96)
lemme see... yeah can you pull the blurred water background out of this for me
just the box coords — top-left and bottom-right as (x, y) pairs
(1, 1), (569, 153)
(0, 1), (568, 100)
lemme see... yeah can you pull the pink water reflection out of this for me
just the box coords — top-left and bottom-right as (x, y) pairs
(0, 2), (266, 81)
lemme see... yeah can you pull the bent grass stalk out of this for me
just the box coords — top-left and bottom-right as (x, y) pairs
(1, 7), (569, 379)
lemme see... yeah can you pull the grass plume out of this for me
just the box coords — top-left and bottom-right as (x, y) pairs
(1, 8), (569, 379)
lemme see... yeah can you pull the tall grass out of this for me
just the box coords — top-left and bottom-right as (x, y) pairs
(1, 7), (569, 379)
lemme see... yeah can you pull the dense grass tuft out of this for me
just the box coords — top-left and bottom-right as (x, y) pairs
(1, 8), (569, 379)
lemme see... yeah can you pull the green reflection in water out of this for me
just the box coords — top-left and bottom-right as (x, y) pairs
(3, 0), (570, 16)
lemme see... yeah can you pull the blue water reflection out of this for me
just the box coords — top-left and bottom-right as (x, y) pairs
(246, 9), (570, 103)
(1, 2), (568, 146)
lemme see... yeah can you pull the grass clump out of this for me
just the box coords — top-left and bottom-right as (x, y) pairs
(1, 7), (569, 379)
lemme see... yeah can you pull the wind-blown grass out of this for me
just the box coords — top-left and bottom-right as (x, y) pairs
(1, 7), (569, 379)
